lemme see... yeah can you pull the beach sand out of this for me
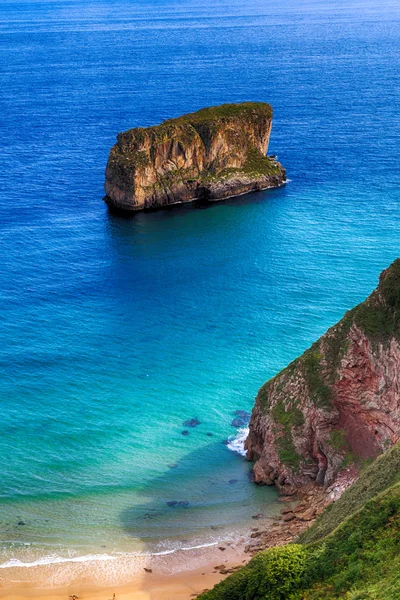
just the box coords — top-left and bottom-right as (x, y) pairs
(0, 569), (226, 600)
(0, 545), (247, 600)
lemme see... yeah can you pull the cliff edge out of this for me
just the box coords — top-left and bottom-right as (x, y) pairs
(246, 259), (400, 492)
(104, 102), (286, 211)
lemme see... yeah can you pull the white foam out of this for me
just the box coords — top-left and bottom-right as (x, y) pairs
(0, 553), (118, 569)
(227, 427), (249, 457)
(151, 541), (218, 556)
(0, 541), (220, 570)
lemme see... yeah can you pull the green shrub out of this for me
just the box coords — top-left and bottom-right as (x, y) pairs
(277, 434), (301, 470)
(273, 401), (305, 429)
(244, 545), (306, 600)
(200, 545), (306, 600)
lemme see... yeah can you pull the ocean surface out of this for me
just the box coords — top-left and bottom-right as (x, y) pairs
(1, 0), (400, 586)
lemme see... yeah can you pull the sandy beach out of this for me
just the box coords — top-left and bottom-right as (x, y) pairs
(0, 544), (248, 600)
(0, 568), (230, 600)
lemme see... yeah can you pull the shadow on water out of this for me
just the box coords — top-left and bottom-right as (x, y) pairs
(119, 435), (279, 554)
(104, 184), (288, 221)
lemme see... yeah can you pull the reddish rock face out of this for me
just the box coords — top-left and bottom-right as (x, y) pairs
(246, 260), (400, 493)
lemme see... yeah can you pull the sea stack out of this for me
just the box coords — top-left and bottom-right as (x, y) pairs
(246, 259), (400, 493)
(104, 102), (286, 211)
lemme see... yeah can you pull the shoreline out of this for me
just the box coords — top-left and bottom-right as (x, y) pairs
(0, 545), (248, 599)
(0, 481), (342, 599)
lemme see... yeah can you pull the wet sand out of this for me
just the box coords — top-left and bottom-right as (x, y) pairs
(0, 545), (248, 600)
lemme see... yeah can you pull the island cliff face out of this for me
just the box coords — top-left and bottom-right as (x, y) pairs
(246, 260), (400, 493)
(104, 103), (286, 211)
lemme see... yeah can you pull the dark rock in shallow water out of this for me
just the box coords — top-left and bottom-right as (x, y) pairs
(181, 430), (190, 436)
(166, 500), (189, 508)
(234, 410), (251, 422)
(206, 432), (214, 437)
(183, 417), (201, 427)
(231, 417), (246, 427)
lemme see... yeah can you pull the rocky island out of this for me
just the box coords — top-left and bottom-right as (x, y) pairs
(104, 102), (286, 211)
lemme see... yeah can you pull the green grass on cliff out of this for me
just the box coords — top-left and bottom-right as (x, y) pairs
(354, 258), (400, 340)
(301, 343), (333, 408)
(199, 475), (400, 600)
(271, 401), (304, 470)
(125, 102), (272, 140)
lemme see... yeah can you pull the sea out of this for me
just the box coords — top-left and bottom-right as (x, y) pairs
(1, 0), (399, 587)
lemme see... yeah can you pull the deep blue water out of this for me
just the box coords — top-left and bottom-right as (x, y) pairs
(0, 0), (400, 583)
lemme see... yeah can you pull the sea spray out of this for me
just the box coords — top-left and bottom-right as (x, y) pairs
(227, 428), (249, 457)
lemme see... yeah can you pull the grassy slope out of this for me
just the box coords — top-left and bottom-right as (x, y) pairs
(199, 444), (400, 600)
(298, 443), (400, 544)
(155, 102), (273, 127)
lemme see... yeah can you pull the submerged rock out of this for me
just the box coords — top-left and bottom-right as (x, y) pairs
(234, 410), (251, 421)
(231, 417), (246, 427)
(166, 500), (189, 507)
(104, 103), (286, 212)
(183, 417), (201, 427)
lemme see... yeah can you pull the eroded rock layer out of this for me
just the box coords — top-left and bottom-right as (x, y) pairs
(104, 103), (286, 211)
(246, 260), (400, 492)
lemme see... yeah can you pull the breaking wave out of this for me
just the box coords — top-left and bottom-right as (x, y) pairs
(227, 428), (249, 457)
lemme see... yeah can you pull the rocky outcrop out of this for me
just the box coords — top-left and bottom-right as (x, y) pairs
(104, 103), (286, 211)
(246, 259), (400, 493)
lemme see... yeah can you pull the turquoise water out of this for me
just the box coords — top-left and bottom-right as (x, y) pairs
(1, 0), (400, 583)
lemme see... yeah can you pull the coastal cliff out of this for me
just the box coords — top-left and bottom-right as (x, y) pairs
(104, 103), (286, 211)
(246, 259), (400, 493)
